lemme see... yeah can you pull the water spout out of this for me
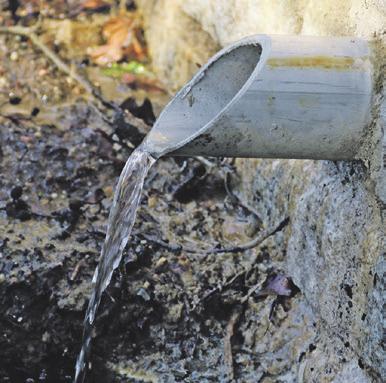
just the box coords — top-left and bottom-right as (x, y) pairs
(144, 34), (375, 160)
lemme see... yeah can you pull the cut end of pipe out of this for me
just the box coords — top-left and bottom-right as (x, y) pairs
(143, 39), (264, 157)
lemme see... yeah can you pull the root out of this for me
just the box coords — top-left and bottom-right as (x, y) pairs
(206, 217), (289, 254)
(224, 309), (241, 381)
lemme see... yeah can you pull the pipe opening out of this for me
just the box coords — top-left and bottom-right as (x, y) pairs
(145, 43), (262, 155)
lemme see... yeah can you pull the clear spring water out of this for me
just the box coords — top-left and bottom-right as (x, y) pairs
(74, 145), (156, 383)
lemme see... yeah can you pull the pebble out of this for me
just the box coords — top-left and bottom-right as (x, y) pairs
(38, 69), (48, 77)
(113, 143), (122, 151)
(137, 288), (151, 301)
(0, 77), (8, 88)
(42, 332), (50, 342)
(10, 51), (18, 61)
(143, 281), (150, 289)
(155, 257), (167, 269)
(147, 196), (157, 208)
(103, 185), (113, 198)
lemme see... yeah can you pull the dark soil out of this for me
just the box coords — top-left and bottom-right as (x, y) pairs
(0, 13), (302, 383)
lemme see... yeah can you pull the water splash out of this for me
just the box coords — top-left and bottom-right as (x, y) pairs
(74, 145), (156, 383)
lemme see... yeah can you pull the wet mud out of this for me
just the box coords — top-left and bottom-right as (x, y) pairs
(0, 17), (306, 383)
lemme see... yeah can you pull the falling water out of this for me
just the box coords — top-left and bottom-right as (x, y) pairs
(74, 144), (156, 383)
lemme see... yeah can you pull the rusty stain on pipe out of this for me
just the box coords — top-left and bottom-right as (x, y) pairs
(266, 55), (356, 70)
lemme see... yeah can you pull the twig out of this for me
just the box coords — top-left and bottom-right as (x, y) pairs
(70, 259), (85, 281)
(224, 309), (241, 381)
(239, 281), (265, 304)
(0, 26), (92, 94)
(0, 24), (152, 151)
(191, 230), (291, 311)
(138, 233), (183, 253)
(0, 25), (118, 111)
(144, 217), (290, 260)
(205, 217), (289, 254)
(193, 268), (247, 308)
(223, 171), (262, 223)
(196, 156), (216, 168)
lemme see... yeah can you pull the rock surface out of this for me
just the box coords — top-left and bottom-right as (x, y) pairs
(137, 1), (385, 381)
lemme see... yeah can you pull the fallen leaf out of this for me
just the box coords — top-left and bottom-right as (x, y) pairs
(264, 274), (299, 297)
(121, 73), (165, 93)
(89, 13), (146, 65)
(80, 0), (111, 11)
(101, 61), (164, 93)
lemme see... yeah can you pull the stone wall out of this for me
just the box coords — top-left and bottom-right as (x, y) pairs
(137, 1), (385, 381)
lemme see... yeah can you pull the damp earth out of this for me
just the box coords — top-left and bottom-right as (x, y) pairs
(0, 3), (310, 382)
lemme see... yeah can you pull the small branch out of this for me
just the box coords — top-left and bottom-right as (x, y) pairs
(138, 233), (183, 253)
(0, 25), (118, 112)
(70, 259), (85, 281)
(191, 264), (259, 311)
(194, 269), (247, 307)
(190, 218), (290, 310)
(223, 171), (262, 223)
(0, 24), (152, 150)
(224, 309), (241, 381)
(141, 218), (290, 259)
(206, 217), (289, 254)
(239, 281), (265, 304)
(196, 156), (216, 168)
(1, 27), (91, 94)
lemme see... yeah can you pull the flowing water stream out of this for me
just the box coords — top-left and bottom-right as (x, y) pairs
(74, 144), (156, 383)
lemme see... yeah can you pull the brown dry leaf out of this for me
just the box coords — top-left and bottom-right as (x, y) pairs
(122, 73), (165, 93)
(80, 0), (111, 11)
(89, 13), (146, 65)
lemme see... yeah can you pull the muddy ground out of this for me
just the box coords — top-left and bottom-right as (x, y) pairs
(0, 5), (308, 383)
